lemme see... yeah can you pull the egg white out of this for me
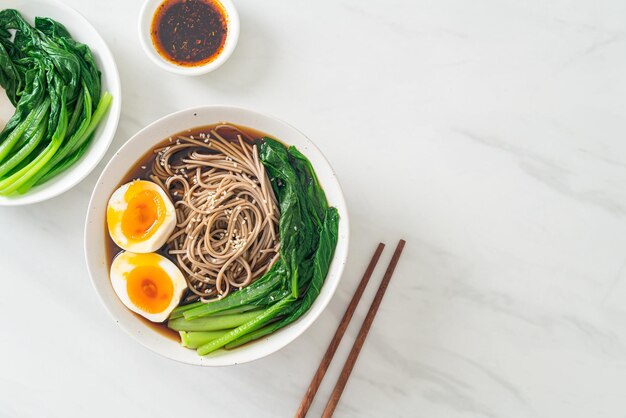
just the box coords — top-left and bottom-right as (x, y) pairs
(110, 251), (187, 322)
(107, 180), (176, 253)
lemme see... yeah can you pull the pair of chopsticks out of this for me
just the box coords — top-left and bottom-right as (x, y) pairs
(295, 239), (406, 417)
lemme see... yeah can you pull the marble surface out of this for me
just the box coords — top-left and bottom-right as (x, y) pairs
(1, 0), (626, 417)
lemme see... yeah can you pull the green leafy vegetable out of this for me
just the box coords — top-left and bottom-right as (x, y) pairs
(169, 138), (340, 356)
(0, 9), (112, 196)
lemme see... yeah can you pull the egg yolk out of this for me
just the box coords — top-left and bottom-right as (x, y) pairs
(121, 184), (166, 241)
(126, 264), (174, 314)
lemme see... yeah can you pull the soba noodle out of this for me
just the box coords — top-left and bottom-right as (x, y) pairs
(149, 124), (280, 301)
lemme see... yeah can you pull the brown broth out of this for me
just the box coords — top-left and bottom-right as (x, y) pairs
(105, 123), (271, 341)
(151, 0), (228, 67)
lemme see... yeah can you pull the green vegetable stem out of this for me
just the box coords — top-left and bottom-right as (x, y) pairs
(180, 331), (230, 349)
(168, 310), (263, 331)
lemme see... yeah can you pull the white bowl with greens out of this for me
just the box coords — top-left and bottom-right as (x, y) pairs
(0, 0), (121, 206)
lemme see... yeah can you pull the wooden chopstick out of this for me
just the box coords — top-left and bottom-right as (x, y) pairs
(295, 243), (386, 418)
(321, 239), (406, 418)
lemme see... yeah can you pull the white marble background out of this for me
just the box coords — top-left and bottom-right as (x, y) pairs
(1, 0), (626, 417)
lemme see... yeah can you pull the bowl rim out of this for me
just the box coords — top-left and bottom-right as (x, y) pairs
(0, 0), (122, 206)
(85, 105), (350, 366)
(137, 0), (240, 76)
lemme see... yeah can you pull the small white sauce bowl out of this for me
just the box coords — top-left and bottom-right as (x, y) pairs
(138, 0), (240, 76)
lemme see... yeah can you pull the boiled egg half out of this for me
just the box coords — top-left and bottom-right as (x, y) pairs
(110, 251), (187, 322)
(107, 180), (176, 253)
